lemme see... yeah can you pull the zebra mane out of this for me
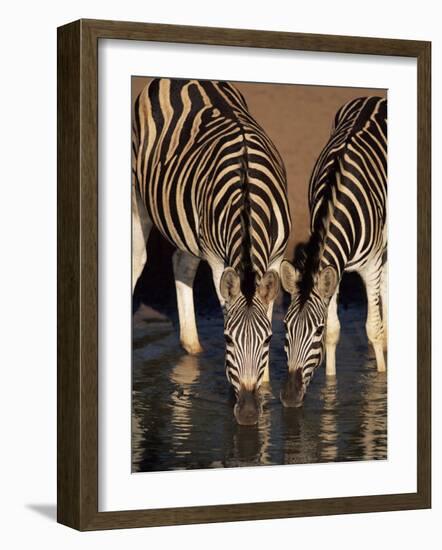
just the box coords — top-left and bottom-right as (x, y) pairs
(237, 156), (256, 302)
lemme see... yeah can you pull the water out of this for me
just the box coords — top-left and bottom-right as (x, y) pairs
(132, 299), (387, 472)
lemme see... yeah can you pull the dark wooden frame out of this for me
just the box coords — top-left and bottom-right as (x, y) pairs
(57, 18), (431, 531)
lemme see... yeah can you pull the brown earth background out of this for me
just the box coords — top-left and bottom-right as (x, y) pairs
(132, 77), (386, 260)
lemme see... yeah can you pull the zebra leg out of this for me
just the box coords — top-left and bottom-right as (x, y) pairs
(210, 262), (226, 310)
(172, 249), (203, 355)
(325, 289), (340, 376)
(132, 187), (152, 293)
(361, 258), (386, 373)
(381, 260), (388, 352)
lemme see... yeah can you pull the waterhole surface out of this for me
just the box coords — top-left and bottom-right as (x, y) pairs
(132, 299), (387, 472)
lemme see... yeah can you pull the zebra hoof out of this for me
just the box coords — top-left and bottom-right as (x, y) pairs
(181, 341), (204, 355)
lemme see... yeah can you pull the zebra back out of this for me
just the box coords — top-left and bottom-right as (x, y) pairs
(307, 96), (387, 275)
(133, 79), (291, 287)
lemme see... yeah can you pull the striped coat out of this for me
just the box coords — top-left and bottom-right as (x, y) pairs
(133, 79), (290, 280)
(309, 96), (387, 275)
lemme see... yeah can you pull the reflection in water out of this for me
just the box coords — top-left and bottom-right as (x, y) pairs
(132, 304), (387, 472)
(281, 407), (305, 464)
(319, 377), (338, 462)
(169, 355), (201, 458)
(359, 370), (388, 460)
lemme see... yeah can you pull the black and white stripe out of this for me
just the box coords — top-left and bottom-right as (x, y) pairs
(280, 97), (387, 407)
(132, 79), (291, 424)
(224, 295), (272, 390)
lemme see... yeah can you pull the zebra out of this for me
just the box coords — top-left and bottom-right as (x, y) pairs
(279, 96), (387, 407)
(132, 78), (291, 425)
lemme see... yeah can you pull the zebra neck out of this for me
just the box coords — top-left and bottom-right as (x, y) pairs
(308, 169), (354, 281)
(317, 229), (346, 280)
(310, 204), (348, 282)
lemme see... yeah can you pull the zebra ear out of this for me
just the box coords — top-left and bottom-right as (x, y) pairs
(280, 260), (300, 295)
(257, 270), (280, 305)
(317, 266), (338, 299)
(220, 268), (241, 303)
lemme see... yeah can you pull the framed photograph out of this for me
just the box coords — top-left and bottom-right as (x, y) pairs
(57, 19), (431, 530)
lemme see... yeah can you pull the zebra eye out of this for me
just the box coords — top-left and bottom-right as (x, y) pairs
(315, 325), (325, 337)
(224, 334), (234, 346)
(263, 335), (272, 345)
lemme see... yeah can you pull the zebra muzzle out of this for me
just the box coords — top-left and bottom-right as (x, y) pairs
(234, 389), (261, 426)
(280, 369), (305, 408)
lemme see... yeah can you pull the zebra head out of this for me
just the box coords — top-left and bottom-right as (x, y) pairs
(220, 267), (280, 425)
(280, 260), (338, 407)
